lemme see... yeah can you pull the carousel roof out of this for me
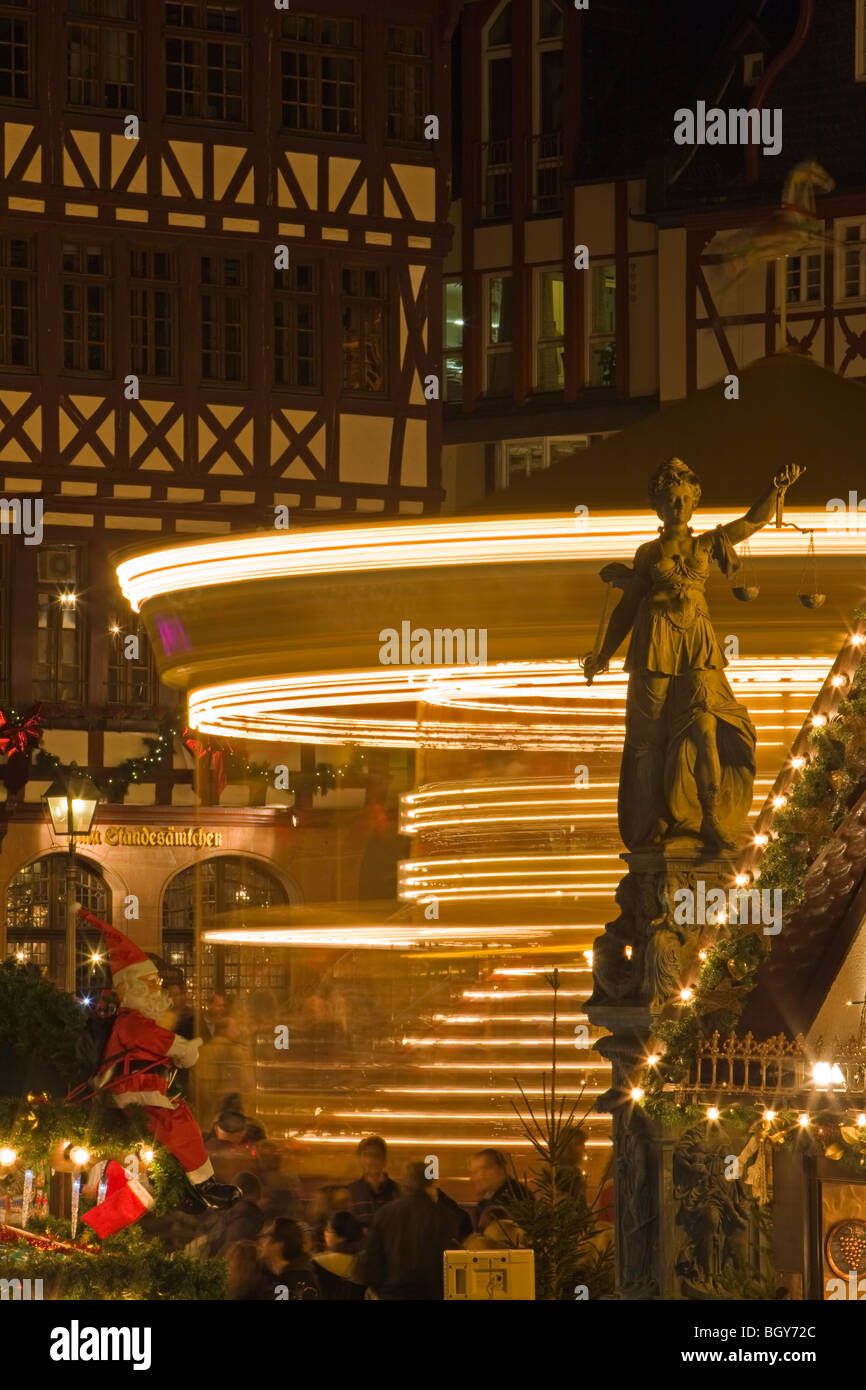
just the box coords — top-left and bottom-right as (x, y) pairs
(471, 352), (866, 514)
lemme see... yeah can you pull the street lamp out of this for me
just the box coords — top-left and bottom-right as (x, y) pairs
(41, 764), (101, 993)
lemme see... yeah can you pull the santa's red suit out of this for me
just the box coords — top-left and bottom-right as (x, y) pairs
(78, 909), (214, 1188)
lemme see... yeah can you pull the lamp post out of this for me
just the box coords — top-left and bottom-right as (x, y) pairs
(42, 764), (101, 994)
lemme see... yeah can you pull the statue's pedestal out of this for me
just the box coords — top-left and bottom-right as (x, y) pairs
(587, 844), (741, 1297)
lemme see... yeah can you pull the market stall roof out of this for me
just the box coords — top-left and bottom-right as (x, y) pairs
(468, 352), (866, 514)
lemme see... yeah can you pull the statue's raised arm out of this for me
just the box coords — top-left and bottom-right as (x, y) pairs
(718, 462), (805, 547)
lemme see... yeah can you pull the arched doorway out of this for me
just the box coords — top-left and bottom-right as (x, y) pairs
(161, 855), (291, 1004)
(5, 853), (110, 991)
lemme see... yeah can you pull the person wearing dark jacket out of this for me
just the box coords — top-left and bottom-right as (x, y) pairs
(255, 1218), (320, 1300)
(348, 1134), (399, 1231)
(359, 1161), (462, 1300)
(469, 1148), (528, 1230)
(205, 1170), (264, 1256)
(435, 1183), (473, 1244)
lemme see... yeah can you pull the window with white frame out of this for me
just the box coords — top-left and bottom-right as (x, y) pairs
(532, 0), (563, 212)
(786, 251), (822, 305)
(482, 2), (512, 218)
(535, 267), (564, 390)
(857, 0), (866, 80)
(485, 273), (513, 395)
(497, 435), (590, 489)
(838, 220), (866, 300)
(587, 262), (616, 387)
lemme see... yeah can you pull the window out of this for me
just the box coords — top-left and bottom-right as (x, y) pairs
(443, 279), (463, 402)
(539, 0), (562, 38)
(34, 546), (85, 703)
(743, 52), (764, 86)
(533, 2), (563, 211)
(587, 262), (616, 388)
(106, 612), (159, 706)
(200, 253), (246, 383)
(162, 857), (289, 1003)
(483, 5), (513, 217)
(67, 0), (138, 110)
(0, 235), (34, 368)
(0, 0), (32, 103)
(535, 268), (564, 390)
(385, 23), (429, 143)
(341, 265), (387, 395)
(497, 435), (590, 489)
(61, 242), (110, 373)
(485, 273), (513, 395)
(6, 854), (109, 989)
(280, 12), (360, 135)
(857, 0), (866, 80)
(274, 260), (321, 391)
(786, 251), (821, 305)
(165, 2), (245, 123)
(489, 2), (512, 46)
(130, 248), (178, 379)
(839, 222), (866, 300)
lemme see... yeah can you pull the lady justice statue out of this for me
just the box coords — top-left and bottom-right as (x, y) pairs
(583, 458), (804, 854)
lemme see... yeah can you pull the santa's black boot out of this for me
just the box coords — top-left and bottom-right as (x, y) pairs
(194, 1176), (242, 1209)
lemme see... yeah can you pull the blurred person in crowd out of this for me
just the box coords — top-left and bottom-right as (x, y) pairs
(204, 992), (227, 1040)
(255, 1218), (320, 1300)
(469, 1148), (528, 1230)
(348, 1135), (399, 1231)
(197, 1019), (250, 1121)
(463, 1207), (524, 1250)
(165, 977), (195, 1039)
(225, 1239), (260, 1300)
(310, 1183), (352, 1248)
(312, 1211), (365, 1301)
(218, 1091), (266, 1143)
(359, 1160), (462, 1301)
(205, 1170), (264, 1257)
(433, 1178), (472, 1244)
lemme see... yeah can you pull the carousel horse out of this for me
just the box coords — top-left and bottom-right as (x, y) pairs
(711, 159), (836, 285)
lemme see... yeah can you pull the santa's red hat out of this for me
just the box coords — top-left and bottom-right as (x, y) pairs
(77, 908), (156, 990)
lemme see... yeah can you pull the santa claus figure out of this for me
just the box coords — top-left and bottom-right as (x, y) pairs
(78, 908), (239, 1211)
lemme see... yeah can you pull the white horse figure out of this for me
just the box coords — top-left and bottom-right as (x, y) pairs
(712, 159), (836, 284)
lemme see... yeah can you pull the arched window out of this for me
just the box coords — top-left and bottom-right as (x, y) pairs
(162, 856), (290, 1003)
(5, 853), (109, 989)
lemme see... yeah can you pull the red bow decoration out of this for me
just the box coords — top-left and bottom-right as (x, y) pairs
(0, 704), (45, 758)
(0, 704), (45, 794)
(183, 728), (230, 796)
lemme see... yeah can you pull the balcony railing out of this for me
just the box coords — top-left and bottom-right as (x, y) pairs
(679, 1030), (866, 1099)
(530, 130), (562, 213)
(476, 134), (564, 219)
(478, 138), (513, 219)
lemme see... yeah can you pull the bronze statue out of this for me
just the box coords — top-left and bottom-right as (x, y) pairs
(583, 458), (803, 852)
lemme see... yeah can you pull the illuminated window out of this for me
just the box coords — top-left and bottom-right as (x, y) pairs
(274, 260), (321, 391)
(34, 546), (85, 704)
(106, 612), (159, 707)
(67, 0), (138, 110)
(0, 235), (34, 368)
(786, 251), (821, 305)
(485, 273), (513, 395)
(587, 262), (616, 388)
(61, 242), (111, 373)
(162, 857), (290, 1002)
(385, 23), (429, 143)
(280, 12), (360, 135)
(165, 2), (245, 123)
(838, 220), (866, 300)
(535, 267), (564, 390)
(200, 253), (246, 383)
(6, 854), (109, 990)
(443, 279), (463, 402)
(498, 435), (590, 489)
(130, 248), (178, 379)
(341, 265), (387, 396)
(0, 0), (32, 103)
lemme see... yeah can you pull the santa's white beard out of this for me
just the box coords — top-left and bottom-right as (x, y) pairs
(118, 977), (173, 1022)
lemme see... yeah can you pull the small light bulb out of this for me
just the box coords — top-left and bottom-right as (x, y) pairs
(763, 1110), (776, 1122)
(0, 1146), (16, 1166)
(90, 952), (102, 964)
(831, 674), (845, 688)
(734, 873), (749, 888)
(646, 1054), (659, 1067)
(68, 1145), (90, 1167)
(698, 950), (708, 962)
(624, 945), (633, 960)
(812, 714), (827, 728)
(772, 795), (787, 809)
(754, 833), (768, 847)
(630, 1087), (644, 1102)
(680, 987), (694, 1003)
(850, 632), (865, 647)
(140, 1146), (155, 1165)
(706, 1106), (720, 1121)
(857, 1114), (866, 1128)
(798, 1113), (809, 1128)
(791, 755), (805, 770)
